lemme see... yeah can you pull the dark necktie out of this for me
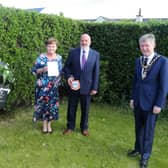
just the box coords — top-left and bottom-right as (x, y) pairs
(82, 50), (86, 69)
(142, 57), (148, 79)
(143, 57), (148, 66)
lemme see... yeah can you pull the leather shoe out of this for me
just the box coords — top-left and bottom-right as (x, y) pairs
(63, 129), (73, 135)
(127, 150), (140, 157)
(140, 158), (148, 168)
(82, 130), (89, 136)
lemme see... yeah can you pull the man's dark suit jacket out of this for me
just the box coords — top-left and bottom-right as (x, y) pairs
(63, 47), (100, 95)
(131, 53), (168, 111)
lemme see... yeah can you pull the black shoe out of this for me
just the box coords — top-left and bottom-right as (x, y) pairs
(128, 150), (140, 157)
(140, 158), (148, 168)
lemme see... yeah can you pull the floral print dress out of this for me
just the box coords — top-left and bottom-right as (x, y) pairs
(32, 53), (62, 122)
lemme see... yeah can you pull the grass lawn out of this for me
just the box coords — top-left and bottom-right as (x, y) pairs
(0, 102), (167, 168)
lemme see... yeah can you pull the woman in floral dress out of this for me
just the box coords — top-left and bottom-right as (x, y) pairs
(32, 37), (62, 133)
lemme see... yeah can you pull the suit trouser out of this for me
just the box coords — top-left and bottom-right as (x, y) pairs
(67, 90), (91, 131)
(134, 107), (158, 159)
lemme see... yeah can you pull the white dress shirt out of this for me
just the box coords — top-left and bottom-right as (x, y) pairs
(144, 52), (155, 65)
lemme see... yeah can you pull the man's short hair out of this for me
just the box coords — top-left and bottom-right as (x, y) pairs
(139, 33), (156, 45)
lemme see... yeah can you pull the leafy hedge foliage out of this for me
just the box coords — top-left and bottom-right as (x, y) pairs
(0, 6), (86, 109)
(86, 21), (168, 105)
(1, 6), (168, 110)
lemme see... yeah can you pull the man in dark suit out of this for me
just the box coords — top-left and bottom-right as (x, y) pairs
(63, 34), (100, 136)
(128, 33), (168, 168)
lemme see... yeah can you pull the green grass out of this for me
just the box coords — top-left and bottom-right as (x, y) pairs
(0, 102), (168, 168)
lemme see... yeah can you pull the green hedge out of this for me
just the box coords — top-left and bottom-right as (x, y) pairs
(0, 6), (86, 109)
(86, 21), (168, 104)
(1, 6), (168, 110)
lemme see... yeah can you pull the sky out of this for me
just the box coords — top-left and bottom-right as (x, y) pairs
(0, 0), (168, 19)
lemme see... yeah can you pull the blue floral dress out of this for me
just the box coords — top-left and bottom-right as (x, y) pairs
(32, 53), (62, 122)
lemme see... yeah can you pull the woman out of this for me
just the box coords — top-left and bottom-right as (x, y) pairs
(32, 37), (62, 133)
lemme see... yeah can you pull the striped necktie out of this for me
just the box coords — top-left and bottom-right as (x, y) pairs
(82, 50), (86, 69)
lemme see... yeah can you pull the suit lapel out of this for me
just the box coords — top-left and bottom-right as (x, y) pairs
(137, 58), (142, 78)
(76, 48), (81, 71)
(138, 53), (161, 80)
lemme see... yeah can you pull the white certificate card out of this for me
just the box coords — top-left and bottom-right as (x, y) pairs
(47, 61), (59, 77)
